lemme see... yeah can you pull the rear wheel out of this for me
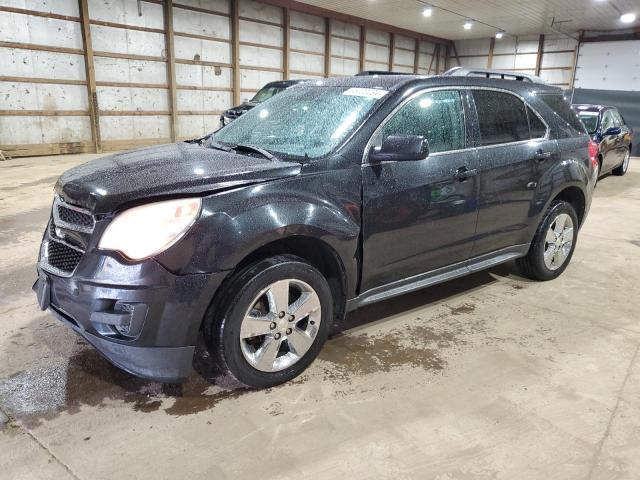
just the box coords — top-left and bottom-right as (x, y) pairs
(613, 148), (631, 176)
(517, 200), (578, 281)
(204, 255), (332, 388)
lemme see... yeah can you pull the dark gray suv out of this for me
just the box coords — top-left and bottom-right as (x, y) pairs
(34, 75), (595, 388)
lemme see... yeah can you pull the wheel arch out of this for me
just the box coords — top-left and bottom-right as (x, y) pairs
(551, 186), (586, 227)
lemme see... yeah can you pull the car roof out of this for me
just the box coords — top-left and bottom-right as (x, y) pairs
(299, 74), (563, 96)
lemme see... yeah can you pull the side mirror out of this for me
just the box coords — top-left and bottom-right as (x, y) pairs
(369, 134), (429, 163)
(604, 126), (622, 136)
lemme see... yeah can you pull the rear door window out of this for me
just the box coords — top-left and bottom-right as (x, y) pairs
(527, 105), (547, 139)
(378, 90), (466, 154)
(612, 110), (624, 126)
(538, 94), (586, 137)
(602, 111), (615, 132)
(471, 90), (530, 146)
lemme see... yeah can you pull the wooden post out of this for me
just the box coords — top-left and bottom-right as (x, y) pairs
(434, 44), (440, 74)
(535, 34), (545, 76)
(283, 7), (290, 80)
(413, 38), (420, 74)
(487, 37), (495, 69)
(78, 0), (101, 152)
(164, 0), (177, 142)
(231, 0), (240, 105)
(388, 32), (395, 71)
(427, 45), (436, 74)
(359, 25), (366, 73)
(324, 18), (331, 78)
(452, 42), (461, 67)
(444, 44), (450, 71)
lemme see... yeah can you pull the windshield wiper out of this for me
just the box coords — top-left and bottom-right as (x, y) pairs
(231, 143), (276, 161)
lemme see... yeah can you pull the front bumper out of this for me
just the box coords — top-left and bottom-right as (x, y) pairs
(34, 252), (227, 382)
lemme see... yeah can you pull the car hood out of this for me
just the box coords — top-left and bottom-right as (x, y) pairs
(55, 142), (301, 214)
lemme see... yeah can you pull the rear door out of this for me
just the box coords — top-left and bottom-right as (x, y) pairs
(612, 109), (631, 164)
(361, 89), (480, 291)
(470, 89), (560, 256)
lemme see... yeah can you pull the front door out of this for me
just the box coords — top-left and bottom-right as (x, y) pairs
(361, 89), (480, 292)
(600, 109), (620, 171)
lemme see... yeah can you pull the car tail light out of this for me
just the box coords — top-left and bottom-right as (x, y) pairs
(588, 139), (598, 170)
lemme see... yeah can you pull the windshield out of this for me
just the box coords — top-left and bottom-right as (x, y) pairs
(577, 111), (600, 134)
(215, 86), (386, 159)
(250, 86), (287, 103)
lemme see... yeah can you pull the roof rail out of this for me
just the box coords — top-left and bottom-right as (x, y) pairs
(356, 70), (418, 76)
(441, 66), (547, 85)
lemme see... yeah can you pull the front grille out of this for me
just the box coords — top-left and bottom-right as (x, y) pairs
(40, 196), (94, 277)
(57, 204), (93, 228)
(46, 239), (83, 274)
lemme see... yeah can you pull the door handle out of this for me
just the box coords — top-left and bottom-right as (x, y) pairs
(454, 166), (478, 181)
(533, 150), (552, 162)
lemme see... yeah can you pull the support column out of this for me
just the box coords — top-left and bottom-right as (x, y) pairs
(164, 0), (177, 142)
(78, 0), (101, 152)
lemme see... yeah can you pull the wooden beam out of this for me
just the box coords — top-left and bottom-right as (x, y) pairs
(434, 44), (440, 74)
(413, 38), (420, 74)
(324, 18), (331, 78)
(78, 0), (101, 153)
(444, 44), (450, 71)
(359, 26), (366, 73)
(487, 37), (495, 69)
(164, 0), (178, 142)
(452, 42), (461, 67)
(388, 33), (395, 71)
(427, 45), (436, 74)
(231, 0), (240, 105)
(283, 7), (290, 79)
(535, 34), (545, 76)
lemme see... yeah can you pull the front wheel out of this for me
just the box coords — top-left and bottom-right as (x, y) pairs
(204, 255), (333, 388)
(517, 200), (579, 281)
(612, 148), (631, 176)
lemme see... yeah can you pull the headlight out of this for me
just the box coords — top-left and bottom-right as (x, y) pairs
(99, 198), (202, 260)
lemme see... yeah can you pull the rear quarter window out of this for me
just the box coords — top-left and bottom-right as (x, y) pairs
(538, 94), (587, 138)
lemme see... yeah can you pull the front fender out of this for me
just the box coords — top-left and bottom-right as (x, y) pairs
(156, 167), (362, 294)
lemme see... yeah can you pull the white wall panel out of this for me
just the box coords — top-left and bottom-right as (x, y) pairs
(365, 61), (388, 72)
(1, 47), (85, 81)
(0, 12), (83, 49)
(290, 52), (323, 74)
(239, 20), (282, 47)
(330, 19), (359, 40)
(0, 116), (91, 144)
(290, 11), (324, 33)
(291, 30), (324, 53)
(91, 25), (165, 57)
(0, 0), (79, 16)
(239, 45), (281, 69)
(367, 29), (390, 46)
(88, 0), (164, 29)
(0, 82), (88, 110)
(99, 115), (170, 140)
(331, 37), (359, 58)
(395, 35), (414, 50)
(175, 0), (229, 14)
(177, 114), (220, 139)
(514, 52), (536, 69)
(94, 57), (166, 84)
(366, 43), (389, 64)
(455, 38), (490, 56)
(330, 58), (358, 76)
(97, 86), (168, 112)
(394, 49), (414, 67)
(239, 0), (281, 24)
(174, 36), (231, 63)
(173, 9), (230, 39)
(239, 69), (281, 91)
(175, 64), (231, 88)
(177, 90), (231, 111)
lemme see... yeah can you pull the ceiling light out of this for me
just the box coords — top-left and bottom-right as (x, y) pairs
(496, 31), (504, 39)
(463, 21), (473, 30)
(423, 7), (433, 17)
(620, 13), (636, 23)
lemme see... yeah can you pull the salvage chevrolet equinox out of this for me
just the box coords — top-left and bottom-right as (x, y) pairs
(34, 75), (595, 388)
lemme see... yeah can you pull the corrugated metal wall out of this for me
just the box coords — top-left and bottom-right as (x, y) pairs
(0, 0), (448, 158)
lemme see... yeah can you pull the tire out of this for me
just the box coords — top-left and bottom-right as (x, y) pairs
(203, 255), (333, 388)
(517, 200), (579, 281)
(612, 148), (631, 176)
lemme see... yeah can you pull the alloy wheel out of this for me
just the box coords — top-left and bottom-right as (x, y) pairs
(623, 149), (630, 172)
(543, 213), (574, 271)
(239, 279), (322, 372)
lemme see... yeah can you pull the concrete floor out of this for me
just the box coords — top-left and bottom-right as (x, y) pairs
(0, 153), (639, 480)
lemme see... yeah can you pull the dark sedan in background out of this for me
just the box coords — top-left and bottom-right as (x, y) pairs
(219, 79), (307, 127)
(573, 104), (633, 180)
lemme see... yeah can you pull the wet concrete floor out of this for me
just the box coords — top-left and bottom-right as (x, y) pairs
(1, 153), (639, 479)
